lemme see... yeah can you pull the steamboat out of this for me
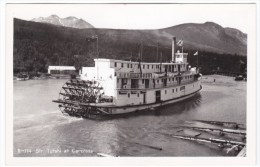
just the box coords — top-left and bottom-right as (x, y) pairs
(53, 37), (202, 118)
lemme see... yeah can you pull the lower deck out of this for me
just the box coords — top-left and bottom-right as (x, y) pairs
(89, 77), (202, 114)
(114, 77), (202, 106)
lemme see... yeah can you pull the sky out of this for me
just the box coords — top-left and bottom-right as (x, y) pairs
(7, 3), (254, 33)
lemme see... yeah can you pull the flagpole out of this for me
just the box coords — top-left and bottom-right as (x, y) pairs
(96, 35), (99, 59)
(197, 52), (199, 72)
(96, 35), (99, 79)
(156, 42), (159, 62)
(182, 39), (184, 59)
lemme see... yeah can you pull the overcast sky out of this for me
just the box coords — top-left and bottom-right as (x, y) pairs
(8, 3), (254, 33)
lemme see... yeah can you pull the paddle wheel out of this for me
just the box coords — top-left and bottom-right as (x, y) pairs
(53, 79), (106, 118)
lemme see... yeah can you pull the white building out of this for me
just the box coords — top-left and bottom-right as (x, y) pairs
(48, 66), (76, 75)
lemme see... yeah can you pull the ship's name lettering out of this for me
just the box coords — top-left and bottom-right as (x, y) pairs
(72, 149), (93, 154)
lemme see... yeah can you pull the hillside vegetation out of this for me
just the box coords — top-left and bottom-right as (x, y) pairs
(13, 18), (247, 74)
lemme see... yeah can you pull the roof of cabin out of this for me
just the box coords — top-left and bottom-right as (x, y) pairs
(94, 59), (188, 65)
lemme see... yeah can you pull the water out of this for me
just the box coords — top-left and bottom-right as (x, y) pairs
(13, 75), (246, 157)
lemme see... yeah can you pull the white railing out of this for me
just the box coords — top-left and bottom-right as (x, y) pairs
(116, 79), (196, 90)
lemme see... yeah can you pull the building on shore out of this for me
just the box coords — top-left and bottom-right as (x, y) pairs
(48, 66), (76, 75)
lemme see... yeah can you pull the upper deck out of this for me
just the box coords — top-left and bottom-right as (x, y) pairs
(94, 58), (189, 75)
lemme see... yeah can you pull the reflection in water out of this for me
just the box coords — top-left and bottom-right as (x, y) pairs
(104, 93), (202, 120)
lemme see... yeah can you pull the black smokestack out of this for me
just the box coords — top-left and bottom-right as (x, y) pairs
(172, 37), (176, 62)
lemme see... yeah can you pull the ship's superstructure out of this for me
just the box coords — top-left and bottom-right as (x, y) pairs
(53, 37), (202, 118)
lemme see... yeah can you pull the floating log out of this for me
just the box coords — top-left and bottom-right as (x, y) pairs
(171, 135), (246, 147)
(133, 142), (163, 151)
(181, 126), (246, 135)
(193, 120), (244, 128)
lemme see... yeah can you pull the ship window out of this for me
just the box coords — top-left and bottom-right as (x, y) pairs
(169, 78), (170, 82)
(114, 72), (117, 76)
(131, 64), (133, 68)
(147, 65), (149, 69)
(142, 79), (144, 84)
(115, 62), (117, 67)
(137, 93), (139, 97)
(172, 89), (174, 93)
(152, 65), (153, 69)
(157, 80), (159, 83)
(143, 65), (145, 69)
(121, 63), (124, 68)
(165, 90), (167, 94)
(128, 93), (130, 98)
(127, 64), (129, 68)
(172, 78), (174, 81)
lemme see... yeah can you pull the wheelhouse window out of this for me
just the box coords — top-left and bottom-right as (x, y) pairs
(115, 62), (117, 67)
(121, 63), (124, 68)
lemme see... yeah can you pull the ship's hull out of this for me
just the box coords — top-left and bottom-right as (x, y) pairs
(53, 77), (202, 119)
(105, 86), (202, 114)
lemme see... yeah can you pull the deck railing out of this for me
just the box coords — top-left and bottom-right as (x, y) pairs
(115, 71), (193, 79)
(117, 79), (197, 90)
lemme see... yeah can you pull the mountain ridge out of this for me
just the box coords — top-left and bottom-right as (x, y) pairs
(32, 15), (94, 29)
(13, 18), (247, 74)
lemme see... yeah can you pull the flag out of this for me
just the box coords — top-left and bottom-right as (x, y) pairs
(177, 40), (183, 46)
(194, 51), (198, 56)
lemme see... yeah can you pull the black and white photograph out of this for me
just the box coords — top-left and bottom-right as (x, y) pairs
(2, 2), (258, 166)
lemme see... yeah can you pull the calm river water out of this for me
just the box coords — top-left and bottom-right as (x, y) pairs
(13, 75), (246, 157)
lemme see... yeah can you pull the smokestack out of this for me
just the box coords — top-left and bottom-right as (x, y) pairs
(172, 37), (176, 62)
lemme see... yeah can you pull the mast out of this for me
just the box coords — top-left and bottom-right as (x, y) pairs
(156, 42), (159, 62)
(160, 52), (162, 73)
(140, 41), (143, 62)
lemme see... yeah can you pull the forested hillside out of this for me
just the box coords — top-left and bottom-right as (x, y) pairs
(13, 18), (247, 74)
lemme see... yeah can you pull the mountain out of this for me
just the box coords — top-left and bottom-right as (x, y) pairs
(31, 15), (94, 29)
(13, 18), (247, 74)
(156, 22), (247, 55)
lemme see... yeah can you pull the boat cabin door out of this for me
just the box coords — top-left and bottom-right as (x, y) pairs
(143, 92), (147, 104)
(155, 90), (161, 103)
(145, 79), (149, 88)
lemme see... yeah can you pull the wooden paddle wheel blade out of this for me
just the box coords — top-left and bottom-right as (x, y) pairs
(53, 79), (106, 118)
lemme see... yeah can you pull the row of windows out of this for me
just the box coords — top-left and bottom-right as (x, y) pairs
(123, 87), (185, 98)
(114, 62), (186, 69)
(165, 87), (183, 94)
(118, 75), (193, 84)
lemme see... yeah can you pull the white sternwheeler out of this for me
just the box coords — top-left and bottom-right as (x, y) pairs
(53, 37), (202, 118)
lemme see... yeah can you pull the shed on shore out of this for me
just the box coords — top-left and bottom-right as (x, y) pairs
(48, 66), (76, 75)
